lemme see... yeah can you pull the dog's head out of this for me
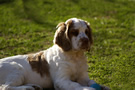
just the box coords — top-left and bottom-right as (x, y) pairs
(53, 18), (93, 51)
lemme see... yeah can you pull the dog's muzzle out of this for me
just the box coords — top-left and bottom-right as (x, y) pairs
(80, 38), (90, 50)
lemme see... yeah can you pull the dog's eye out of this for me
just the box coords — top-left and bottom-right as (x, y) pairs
(85, 29), (89, 35)
(71, 30), (79, 36)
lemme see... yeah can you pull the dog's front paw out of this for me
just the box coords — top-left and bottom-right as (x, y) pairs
(83, 87), (96, 90)
(75, 87), (95, 90)
(100, 85), (110, 90)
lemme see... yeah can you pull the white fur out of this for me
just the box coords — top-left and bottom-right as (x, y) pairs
(45, 45), (96, 90)
(0, 55), (52, 89)
(0, 18), (98, 90)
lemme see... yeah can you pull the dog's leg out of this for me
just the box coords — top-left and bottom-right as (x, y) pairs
(0, 72), (25, 90)
(0, 61), (41, 90)
(0, 62), (24, 89)
(0, 71), (43, 90)
(0, 84), (42, 90)
(53, 76), (95, 90)
(77, 72), (96, 86)
(50, 65), (95, 90)
(54, 79), (95, 90)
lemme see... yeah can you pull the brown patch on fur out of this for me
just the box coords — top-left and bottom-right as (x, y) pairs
(66, 20), (75, 41)
(55, 22), (72, 51)
(85, 22), (93, 45)
(27, 52), (50, 77)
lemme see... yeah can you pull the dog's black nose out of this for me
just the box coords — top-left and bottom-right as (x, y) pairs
(81, 38), (89, 44)
(80, 38), (89, 50)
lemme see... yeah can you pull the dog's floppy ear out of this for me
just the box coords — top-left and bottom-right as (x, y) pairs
(85, 21), (93, 45)
(53, 22), (72, 51)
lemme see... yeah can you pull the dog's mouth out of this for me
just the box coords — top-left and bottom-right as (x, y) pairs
(79, 38), (90, 50)
(80, 44), (90, 50)
(80, 41), (90, 51)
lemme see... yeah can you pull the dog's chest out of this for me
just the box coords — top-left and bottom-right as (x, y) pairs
(70, 62), (83, 81)
(67, 56), (87, 82)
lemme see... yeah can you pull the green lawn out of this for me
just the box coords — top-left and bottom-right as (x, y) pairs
(0, 0), (135, 90)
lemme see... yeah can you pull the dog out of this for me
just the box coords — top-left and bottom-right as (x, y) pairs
(0, 18), (110, 90)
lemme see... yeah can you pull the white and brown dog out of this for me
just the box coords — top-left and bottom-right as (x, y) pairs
(0, 18), (109, 90)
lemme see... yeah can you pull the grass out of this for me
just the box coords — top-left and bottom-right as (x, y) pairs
(0, 0), (135, 89)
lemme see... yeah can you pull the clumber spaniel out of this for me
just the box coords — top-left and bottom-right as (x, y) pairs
(0, 18), (109, 90)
